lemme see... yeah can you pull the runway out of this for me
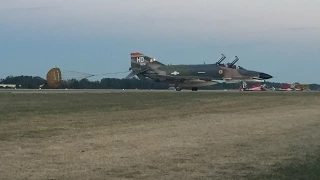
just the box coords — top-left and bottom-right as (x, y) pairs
(0, 89), (236, 94)
(0, 89), (318, 94)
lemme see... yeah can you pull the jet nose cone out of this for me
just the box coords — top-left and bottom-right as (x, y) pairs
(259, 73), (273, 79)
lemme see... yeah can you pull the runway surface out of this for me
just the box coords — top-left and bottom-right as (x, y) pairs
(0, 89), (318, 94)
(0, 89), (233, 94)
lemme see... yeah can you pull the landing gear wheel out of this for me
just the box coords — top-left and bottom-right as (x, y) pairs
(191, 87), (198, 91)
(175, 87), (182, 91)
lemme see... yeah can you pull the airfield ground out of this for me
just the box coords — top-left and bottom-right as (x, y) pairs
(0, 90), (320, 179)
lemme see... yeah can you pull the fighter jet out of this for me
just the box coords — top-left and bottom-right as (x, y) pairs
(238, 81), (275, 91)
(126, 52), (273, 91)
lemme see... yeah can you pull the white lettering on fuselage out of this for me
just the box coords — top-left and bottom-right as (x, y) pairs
(136, 57), (146, 66)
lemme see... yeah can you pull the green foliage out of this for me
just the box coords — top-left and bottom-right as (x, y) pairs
(1, 75), (320, 90)
(0, 75), (46, 89)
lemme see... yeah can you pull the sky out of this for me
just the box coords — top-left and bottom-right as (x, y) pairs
(1, 0), (320, 84)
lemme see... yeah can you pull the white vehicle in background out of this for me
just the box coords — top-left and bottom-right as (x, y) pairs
(0, 84), (18, 89)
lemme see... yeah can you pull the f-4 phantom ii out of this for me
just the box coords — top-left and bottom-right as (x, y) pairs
(126, 52), (273, 91)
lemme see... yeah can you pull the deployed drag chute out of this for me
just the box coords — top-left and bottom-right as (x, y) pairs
(46, 67), (129, 88)
(46, 67), (94, 88)
(46, 67), (62, 88)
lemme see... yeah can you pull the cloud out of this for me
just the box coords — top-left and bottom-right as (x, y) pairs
(0, 5), (62, 13)
(1, 0), (320, 42)
(24, 6), (62, 11)
(282, 27), (319, 31)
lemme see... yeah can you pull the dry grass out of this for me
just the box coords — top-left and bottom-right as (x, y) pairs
(0, 91), (320, 179)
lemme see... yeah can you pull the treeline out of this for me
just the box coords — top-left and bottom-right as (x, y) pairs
(0, 75), (169, 89)
(1, 75), (320, 90)
(0, 76), (46, 89)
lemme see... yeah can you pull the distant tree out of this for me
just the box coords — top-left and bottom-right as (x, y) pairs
(1, 75), (320, 90)
(1, 75), (46, 89)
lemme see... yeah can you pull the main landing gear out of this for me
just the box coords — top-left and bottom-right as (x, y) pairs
(174, 87), (198, 91)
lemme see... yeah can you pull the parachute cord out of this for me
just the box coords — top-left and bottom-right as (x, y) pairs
(93, 70), (130, 76)
(63, 70), (130, 78)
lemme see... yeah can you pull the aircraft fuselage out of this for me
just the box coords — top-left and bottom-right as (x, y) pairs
(127, 52), (273, 91)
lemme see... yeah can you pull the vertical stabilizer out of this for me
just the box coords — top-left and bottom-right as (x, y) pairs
(126, 52), (165, 79)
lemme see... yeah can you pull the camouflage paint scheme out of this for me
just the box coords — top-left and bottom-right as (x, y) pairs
(126, 52), (273, 91)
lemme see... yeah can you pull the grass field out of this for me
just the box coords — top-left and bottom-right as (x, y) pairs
(1, 91), (320, 179)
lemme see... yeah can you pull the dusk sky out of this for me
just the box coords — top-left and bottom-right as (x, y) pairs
(1, 0), (320, 83)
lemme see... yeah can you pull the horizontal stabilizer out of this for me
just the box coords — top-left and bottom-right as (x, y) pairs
(125, 69), (148, 79)
(137, 74), (146, 80)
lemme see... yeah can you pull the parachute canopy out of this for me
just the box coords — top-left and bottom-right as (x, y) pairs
(46, 67), (94, 88)
(46, 67), (62, 88)
(45, 67), (130, 88)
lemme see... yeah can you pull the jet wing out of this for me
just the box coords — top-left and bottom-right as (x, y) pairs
(155, 74), (217, 83)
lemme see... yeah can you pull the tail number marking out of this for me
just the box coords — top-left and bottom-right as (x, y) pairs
(136, 57), (146, 66)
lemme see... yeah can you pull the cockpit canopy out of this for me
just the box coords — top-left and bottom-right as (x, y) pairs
(215, 54), (246, 70)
